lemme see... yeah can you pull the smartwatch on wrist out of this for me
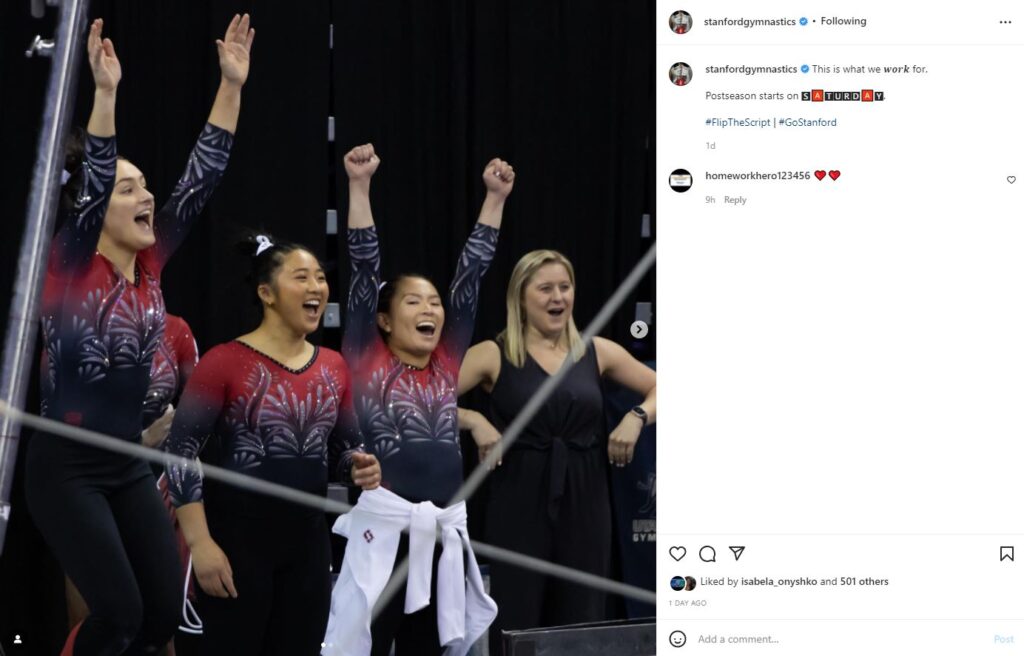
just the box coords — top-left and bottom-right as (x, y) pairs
(630, 405), (648, 426)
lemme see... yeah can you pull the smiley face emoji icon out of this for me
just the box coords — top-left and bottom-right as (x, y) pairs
(669, 630), (687, 647)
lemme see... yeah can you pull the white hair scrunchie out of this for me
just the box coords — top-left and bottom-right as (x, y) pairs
(255, 235), (274, 256)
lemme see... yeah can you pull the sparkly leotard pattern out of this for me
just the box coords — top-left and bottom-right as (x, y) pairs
(143, 313), (198, 427)
(40, 124), (232, 440)
(163, 341), (363, 510)
(343, 224), (498, 505)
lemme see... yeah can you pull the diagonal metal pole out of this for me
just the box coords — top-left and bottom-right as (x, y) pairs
(0, 400), (656, 605)
(0, 401), (346, 515)
(0, 0), (91, 557)
(372, 242), (657, 620)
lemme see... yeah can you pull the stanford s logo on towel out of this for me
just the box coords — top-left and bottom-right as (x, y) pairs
(363, 529), (374, 543)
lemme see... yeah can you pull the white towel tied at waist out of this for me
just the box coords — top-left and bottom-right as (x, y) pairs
(321, 487), (497, 656)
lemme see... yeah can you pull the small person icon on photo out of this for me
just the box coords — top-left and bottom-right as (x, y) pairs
(670, 11), (693, 34)
(669, 62), (692, 86)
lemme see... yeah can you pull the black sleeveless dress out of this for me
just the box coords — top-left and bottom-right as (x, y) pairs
(483, 340), (611, 650)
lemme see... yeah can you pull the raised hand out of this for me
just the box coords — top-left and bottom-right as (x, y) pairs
(482, 158), (515, 199)
(350, 452), (382, 490)
(344, 144), (380, 183)
(87, 19), (121, 92)
(216, 13), (255, 86)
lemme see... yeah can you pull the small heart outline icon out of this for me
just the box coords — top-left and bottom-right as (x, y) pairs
(669, 546), (686, 561)
(1009, 176), (1017, 184)
(814, 170), (826, 181)
(829, 170), (841, 181)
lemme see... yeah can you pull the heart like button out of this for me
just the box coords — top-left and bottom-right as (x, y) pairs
(1009, 176), (1017, 184)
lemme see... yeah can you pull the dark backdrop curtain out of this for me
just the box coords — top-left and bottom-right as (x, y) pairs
(331, 0), (655, 345)
(1, 0), (652, 649)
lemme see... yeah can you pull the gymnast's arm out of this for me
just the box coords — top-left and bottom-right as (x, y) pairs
(163, 350), (237, 599)
(150, 14), (254, 269)
(341, 143), (383, 366)
(51, 19), (119, 272)
(329, 357), (381, 489)
(443, 160), (515, 362)
(207, 13), (254, 135)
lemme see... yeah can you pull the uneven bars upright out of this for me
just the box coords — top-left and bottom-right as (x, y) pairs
(0, 0), (91, 557)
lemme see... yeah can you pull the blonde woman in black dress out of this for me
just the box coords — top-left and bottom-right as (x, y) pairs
(458, 249), (656, 652)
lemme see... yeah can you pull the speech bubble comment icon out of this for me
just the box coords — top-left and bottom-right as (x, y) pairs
(699, 546), (717, 562)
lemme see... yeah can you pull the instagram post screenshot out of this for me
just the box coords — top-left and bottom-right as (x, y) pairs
(3, 1), (1021, 654)
(659, 1), (1022, 654)
(0, 1), (658, 656)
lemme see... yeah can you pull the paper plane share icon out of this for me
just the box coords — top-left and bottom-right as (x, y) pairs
(729, 546), (746, 561)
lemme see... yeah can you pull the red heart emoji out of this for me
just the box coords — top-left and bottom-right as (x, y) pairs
(829, 170), (841, 180)
(814, 170), (826, 181)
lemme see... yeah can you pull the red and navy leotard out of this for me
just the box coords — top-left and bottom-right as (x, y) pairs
(143, 313), (198, 428)
(40, 124), (232, 441)
(343, 224), (498, 505)
(163, 341), (363, 513)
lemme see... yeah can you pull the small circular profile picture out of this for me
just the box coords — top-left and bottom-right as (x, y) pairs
(669, 630), (687, 648)
(669, 168), (692, 193)
(684, 576), (697, 591)
(670, 575), (685, 591)
(670, 10), (693, 34)
(669, 62), (692, 86)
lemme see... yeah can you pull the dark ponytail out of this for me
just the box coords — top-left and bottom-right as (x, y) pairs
(59, 127), (88, 216)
